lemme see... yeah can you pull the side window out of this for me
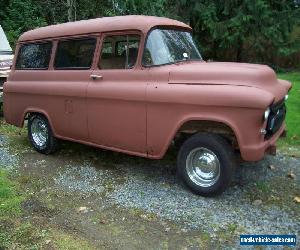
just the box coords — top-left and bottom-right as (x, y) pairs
(55, 38), (96, 69)
(101, 42), (113, 61)
(15, 42), (52, 70)
(99, 35), (140, 70)
(102, 42), (113, 54)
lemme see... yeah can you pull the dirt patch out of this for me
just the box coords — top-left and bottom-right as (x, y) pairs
(22, 198), (57, 217)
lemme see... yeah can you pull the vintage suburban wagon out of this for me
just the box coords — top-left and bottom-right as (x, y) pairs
(4, 15), (291, 196)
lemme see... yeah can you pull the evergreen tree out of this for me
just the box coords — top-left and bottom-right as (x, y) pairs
(168, 0), (300, 65)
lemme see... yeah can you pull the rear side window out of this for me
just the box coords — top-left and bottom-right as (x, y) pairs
(55, 38), (96, 69)
(16, 42), (52, 70)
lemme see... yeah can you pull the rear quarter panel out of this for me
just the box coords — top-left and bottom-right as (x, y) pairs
(4, 69), (90, 141)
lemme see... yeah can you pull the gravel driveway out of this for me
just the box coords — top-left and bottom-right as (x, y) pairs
(0, 133), (299, 249)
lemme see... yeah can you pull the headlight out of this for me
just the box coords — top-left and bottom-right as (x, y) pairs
(264, 108), (271, 120)
(285, 94), (288, 101)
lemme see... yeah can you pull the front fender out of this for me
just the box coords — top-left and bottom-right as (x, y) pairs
(146, 83), (272, 159)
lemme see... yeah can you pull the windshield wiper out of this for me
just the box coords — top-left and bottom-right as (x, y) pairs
(174, 58), (203, 64)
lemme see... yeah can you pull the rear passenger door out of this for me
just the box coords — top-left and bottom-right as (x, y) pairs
(52, 37), (96, 141)
(87, 32), (148, 155)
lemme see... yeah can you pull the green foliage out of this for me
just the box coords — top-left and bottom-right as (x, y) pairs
(0, 0), (47, 47)
(0, 0), (299, 67)
(116, 0), (167, 16)
(169, 0), (300, 65)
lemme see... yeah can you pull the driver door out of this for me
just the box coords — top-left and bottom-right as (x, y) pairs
(86, 32), (148, 155)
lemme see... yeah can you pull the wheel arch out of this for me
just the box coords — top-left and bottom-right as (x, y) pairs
(157, 116), (242, 158)
(22, 108), (57, 136)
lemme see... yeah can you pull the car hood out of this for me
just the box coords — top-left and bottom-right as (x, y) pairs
(168, 61), (292, 102)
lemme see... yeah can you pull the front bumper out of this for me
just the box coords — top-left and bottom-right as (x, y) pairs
(240, 96), (288, 161)
(240, 123), (286, 161)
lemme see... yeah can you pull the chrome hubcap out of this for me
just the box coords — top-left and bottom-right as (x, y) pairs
(186, 147), (220, 187)
(31, 118), (48, 148)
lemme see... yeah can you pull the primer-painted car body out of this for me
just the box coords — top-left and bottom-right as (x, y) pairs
(3, 15), (291, 161)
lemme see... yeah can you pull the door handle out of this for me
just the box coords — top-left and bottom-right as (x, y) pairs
(90, 74), (103, 80)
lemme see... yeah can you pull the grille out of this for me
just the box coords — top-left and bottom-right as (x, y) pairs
(265, 98), (286, 139)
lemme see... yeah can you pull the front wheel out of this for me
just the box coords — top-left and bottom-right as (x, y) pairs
(177, 133), (236, 196)
(28, 114), (57, 154)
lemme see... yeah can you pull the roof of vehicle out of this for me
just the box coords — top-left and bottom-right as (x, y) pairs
(18, 15), (191, 42)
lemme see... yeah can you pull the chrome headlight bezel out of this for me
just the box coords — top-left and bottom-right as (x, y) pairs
(264, 107), (271, 120)
(285, 94), (288, 101)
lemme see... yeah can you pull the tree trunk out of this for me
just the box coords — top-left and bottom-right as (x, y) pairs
(67, 0), (73, 22)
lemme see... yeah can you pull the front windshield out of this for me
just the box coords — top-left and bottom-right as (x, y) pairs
(142, 28), (202, 66)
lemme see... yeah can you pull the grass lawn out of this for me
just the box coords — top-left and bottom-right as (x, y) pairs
(0, 171), (23, 218)
(0, 171), (34, 249)
(277, 72), (300, 146)
(0, 172), (43, 249)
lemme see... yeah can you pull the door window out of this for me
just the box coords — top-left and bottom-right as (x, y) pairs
(55, 37), (96, 69)
(99, 35), (140, 69)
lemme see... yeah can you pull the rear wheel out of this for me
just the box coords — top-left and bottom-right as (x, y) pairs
(177, 133), (236, 196)
(28, 114), (57, 154)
